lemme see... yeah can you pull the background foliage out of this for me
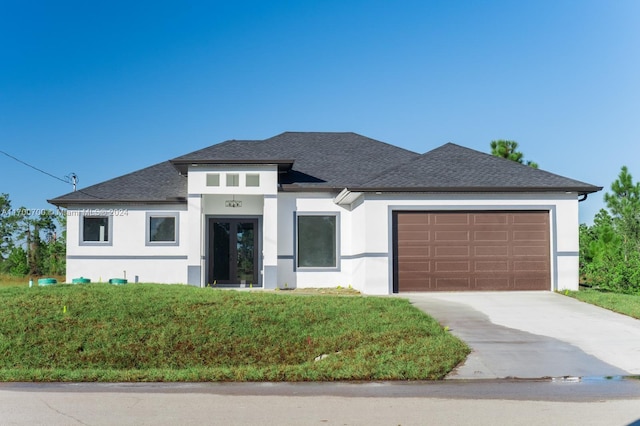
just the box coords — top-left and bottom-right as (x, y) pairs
(580, 167), (640, 293)
(0, 193), (65, 277)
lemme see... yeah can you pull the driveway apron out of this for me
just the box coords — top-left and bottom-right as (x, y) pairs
(403, 292), (640, 379)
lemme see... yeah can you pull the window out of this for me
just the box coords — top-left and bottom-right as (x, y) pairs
(246, 173), (260, 187)
(147, 213), (179, 245)
(226, 173), (239, 187)
(297, 215), (337, 268)
(206, 173), (220, 186)
(82, 216), (111, 244)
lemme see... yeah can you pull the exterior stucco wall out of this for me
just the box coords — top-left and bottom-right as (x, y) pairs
(275, 191), (581, 294)
(65, 204), (188, 284)
(187, 165), (278, 196)
(63, 190), (582, 293)
(358, 191), (581, 293)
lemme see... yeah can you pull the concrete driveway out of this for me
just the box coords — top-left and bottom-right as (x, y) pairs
(403, 292), (640, 379)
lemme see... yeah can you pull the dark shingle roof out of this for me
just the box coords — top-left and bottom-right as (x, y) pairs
(48, 161), (187, 206)
(171, 132), (420, 188)
(49, 133), (601, 206)
(361, 143), (601, 193)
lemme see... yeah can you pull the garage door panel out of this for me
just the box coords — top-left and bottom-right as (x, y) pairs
(513, 213), (548, 224)
(435, 231), (469, 241)
(514, 260), (550, 272)
(474, 245), (509, 256)
(395, 211), (550, 292)
(514, 277), (549, 290)
(513, 230), (547, 241)
(474, 260), (509, 272)
(513, 245), (548, 256)
(399, 213), (431, 225)
(397, 243), (430, 253)
(400, 278), (434, 291)
(434, 213), (470, 225)
(435, 246), (470, 257)
(475, 277), (510, 289)
(435, 261), (470, 272)
(398, 261), (430, 272)
(474, 214), (508, 225)
(474, 230), (509, 241)
(397, 230), (431, 241)
(435, 277), (471, 290)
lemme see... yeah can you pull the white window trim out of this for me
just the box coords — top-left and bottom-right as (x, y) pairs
(79, 214), (113, 246)
(294, 212), (340, 271)
(146, 212), (180, 246)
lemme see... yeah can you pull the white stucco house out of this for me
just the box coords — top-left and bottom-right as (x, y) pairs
(49, 132), (600, 294)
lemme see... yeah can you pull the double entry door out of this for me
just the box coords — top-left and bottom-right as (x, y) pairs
(208, 218), (258, 286)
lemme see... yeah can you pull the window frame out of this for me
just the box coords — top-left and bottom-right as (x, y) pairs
(246, 173), (260, 187)
(295, 212), (340, 271)
(226, 173), (240, 187)
(80, 215), (113, 246)
(146, 212), (180, 246)
(206, 173), (220, 187)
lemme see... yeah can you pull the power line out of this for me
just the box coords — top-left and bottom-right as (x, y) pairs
(0, 149), (102, 199)
(0, 149), (70, 184)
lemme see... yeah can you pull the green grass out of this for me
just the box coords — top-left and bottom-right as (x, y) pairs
(565, 290), (640, 320)
(0, 284), (469, 382)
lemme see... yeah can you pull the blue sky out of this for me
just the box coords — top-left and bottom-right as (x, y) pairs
(1, 0), (639, 224)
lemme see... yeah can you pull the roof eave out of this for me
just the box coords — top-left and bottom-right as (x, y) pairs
(170, 159), (295, 175)
(48, 198), (188, 208)
(350, 186), (604, 195)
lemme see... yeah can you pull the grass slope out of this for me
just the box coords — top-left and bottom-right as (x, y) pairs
(0, 284), (469, 382)
(566, 290), (640, 320)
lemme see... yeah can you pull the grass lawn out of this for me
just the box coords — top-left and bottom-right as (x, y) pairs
(0, 284), (469, 382)
(565, 290), (640, 320)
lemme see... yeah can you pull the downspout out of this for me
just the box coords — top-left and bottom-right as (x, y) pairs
(578, 193), (588, 202)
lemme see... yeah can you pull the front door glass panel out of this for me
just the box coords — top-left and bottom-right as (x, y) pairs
(209, 219), (257, 285)
(236, 222), (255, 283)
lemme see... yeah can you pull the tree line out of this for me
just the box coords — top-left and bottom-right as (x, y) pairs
(579, 167), (640, 293)
(0, 193), (66, 276)
(491, 140), (640, 294)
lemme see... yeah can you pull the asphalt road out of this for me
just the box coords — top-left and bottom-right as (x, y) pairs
(1, 380), (640, 426)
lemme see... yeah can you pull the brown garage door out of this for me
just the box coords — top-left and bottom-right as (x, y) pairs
(393, 211), (550, 292)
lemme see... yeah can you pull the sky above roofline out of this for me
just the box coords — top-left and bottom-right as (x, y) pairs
(2, 1), (639, 223)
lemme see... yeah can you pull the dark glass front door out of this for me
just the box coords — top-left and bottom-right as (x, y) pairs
(208, 218), (258, 285)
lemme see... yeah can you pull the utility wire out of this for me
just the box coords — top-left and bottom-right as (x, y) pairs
(1, 149), (69, 184)
(0, 149), (102, 199)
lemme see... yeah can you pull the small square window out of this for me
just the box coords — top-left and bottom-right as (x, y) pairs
(149, 216), (176, 242)
(82, 216), (110, 243)
(246, 174), (260, 187)
(206, 173), (220, 187)
(226, 173), (239, 187)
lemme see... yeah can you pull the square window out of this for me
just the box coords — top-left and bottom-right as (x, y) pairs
(246, 174), (260, 187)
(83, 216), (109, 243)
(149, 216), (176, 242)
(206, 173), (220, 186)
(226, 173), (239, 187)
(297, 215), (337, 268)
